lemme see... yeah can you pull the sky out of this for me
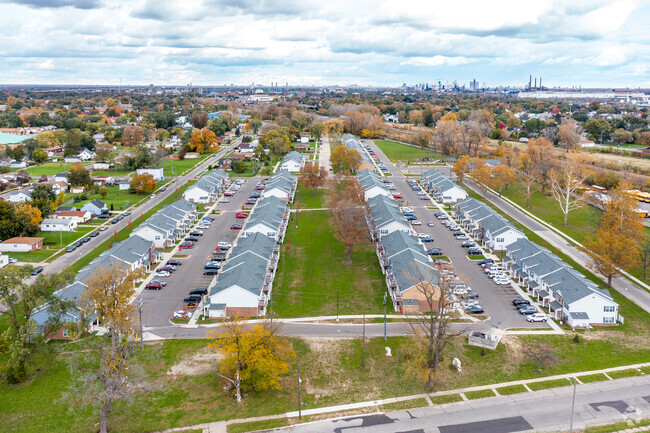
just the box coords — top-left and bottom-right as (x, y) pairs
(0, 0), (649, 88)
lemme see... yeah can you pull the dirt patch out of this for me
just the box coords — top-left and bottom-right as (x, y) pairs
(302, 338), (346, 397)
(167, 347), (222, 377)
(500, 336), (525, 365)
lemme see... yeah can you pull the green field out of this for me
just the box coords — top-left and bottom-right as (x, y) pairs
(24, 161), (84, 177)
(373, 140), (440, 162)
(39, 226), (95, 248)
(67, 187), (145, 211)
(158, 155), (210, 177)
(291, 183), (327, 209)
(272, 208), (388, 317)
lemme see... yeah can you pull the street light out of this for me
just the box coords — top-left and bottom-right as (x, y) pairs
(566, 377), (577, 433)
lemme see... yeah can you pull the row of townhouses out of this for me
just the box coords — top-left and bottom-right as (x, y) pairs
(261, 170), (298, 203)
(452, 197), (527, 252)
(182, 169), (229, 204)
(280, 151), (305, 173)
(207, 173), (296, 318)
(504, 238), (619, 328)
(130, 199), (198, 248)
(358, 169), (441, 313)
(342, 134), (375, 172)
(421, 169), (467, 204)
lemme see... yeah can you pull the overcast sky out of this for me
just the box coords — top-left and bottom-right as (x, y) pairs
(0, 0), (648, 88)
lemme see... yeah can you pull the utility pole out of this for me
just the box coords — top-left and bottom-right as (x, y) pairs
(297, 364), (302, 419)
(383, 293), (387, 342)
(362, 314), (366, 368)
(138, 299), (144, 349)
(568, 377), (577, 433)
(336, 289), (339, 322)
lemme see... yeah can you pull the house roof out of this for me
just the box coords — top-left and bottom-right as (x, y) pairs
(88, 199), (106, 208)
(41, 218), (75, 226)
(0, 131), (31, 145)
(2, 236), (44, 244)
(342, 134), (373, 166)
(53, 210), (88, 218)
(283, 151), (304, 164)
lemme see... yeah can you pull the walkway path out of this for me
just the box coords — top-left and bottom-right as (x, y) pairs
(319, 136), (331, 171)
(462, 177), (650, 314)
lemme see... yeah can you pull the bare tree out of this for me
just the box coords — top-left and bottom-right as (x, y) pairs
(433, 120), (461, 156)
(408, 273), (465, 391)
(299, 163), (328, 197)
(526, 342), (558, 373)
(548, 155), (587, 226)
(329, 179), (367, 261)
(558, 122), (581, 149)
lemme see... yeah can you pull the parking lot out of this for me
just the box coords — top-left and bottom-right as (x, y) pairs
(138, 176), (261, 327)
(362, 140), (551, 330)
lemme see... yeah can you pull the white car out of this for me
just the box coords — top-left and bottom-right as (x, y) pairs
(217, 242), (232, 249)
(155, 271), (171, 277)
(527, 313), (548, 322)
(494, 277), (510, 285)
(197, 225), (210, 230)
(192, 230), (204, 235)
(150, 194), (156, 199)
(411, 221), (422, 225)
(219, 198), (230, 203)
(173, 310), (188, 319)
(417, 233), (430, 239)
(427, 221), (434, 227)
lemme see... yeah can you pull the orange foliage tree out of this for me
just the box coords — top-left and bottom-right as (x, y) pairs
(189, 128), (218, 154)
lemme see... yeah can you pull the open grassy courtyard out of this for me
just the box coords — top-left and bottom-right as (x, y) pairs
(373, 139), (440, 162)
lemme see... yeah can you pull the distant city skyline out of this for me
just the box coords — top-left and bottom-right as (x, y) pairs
(0, 0), (648, 88)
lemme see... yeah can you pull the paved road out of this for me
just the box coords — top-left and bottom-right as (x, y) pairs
(138, 175), (261, 327)
(461, 178), (650, 315)
(40, 140), (240, 276)
(284, 375), (650, 433)
(363, 139), (546, 330)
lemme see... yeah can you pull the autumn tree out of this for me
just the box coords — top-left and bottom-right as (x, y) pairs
(262, 129), (291, 157)
(324, 119), (344, 134)
(584, 182), (643, 286)
(130, 173), (157, 194)
(557, 122), (581, 149)
(189, 128), (218, 154)
(208, 317), (295, 403)
(31, 148), (48, 163)
(95, 143), (113, 162)
(68, 162), (91, 187)
(121, 126), (144, 147)
(31, 184), (56, 217)
(248, 118), (263, 134)
(416, 130), (432, 149)
(299, 163), (328, 197)
(637, 131), (650, 147)
(329, 179), (367, 261)
(433, 120), (460, 156)
(15, 203), (42, 235)
(0, 266), (74, 383)
(330, 145), (361, 173)
(452, 155), (471, 183)
(548, 155), (587, 226)
(517, 153), (540, 208)
(526, 137), (554, 188)
(491, 165), (516, 196)
(309, 122), (325, 140)
(407, 273), (464, 391)
(67, 264), (146, 433)
(470, 157), (492, 196)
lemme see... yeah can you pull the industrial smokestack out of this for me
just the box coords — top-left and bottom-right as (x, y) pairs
(534, 78), (537, 89)
(529, 75), (532, 90)
(539, 77), (542, 89)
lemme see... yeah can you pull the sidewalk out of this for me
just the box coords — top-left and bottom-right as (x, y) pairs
(152, 362), (650, 433)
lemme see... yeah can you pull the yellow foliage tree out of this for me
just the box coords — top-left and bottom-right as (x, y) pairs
(490, 165), (517, 196)
(208, 317), (295, 403)
(452, 155), (471, 183)
(324, 119), (344, 134)
(189, 128), (218, 154)
(130, 173), (158, 194)
(440, 112), (457, 122)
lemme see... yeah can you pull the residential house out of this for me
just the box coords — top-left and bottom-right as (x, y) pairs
(358, 169), (391, 201)
(92, 176), (115, 186)
(421, 169), (467, 203)
(10, 160), (26, 169)
(78, 148), (96, 161)
(241, 196), (289, 241)
(41, 181), (68, 195)
(261, 170), (297, 202)
(117, 180), (130, 190)
(294, 143), (310, 151)
(136, 167), (164, 181)
(51, 210), (91, 223)
(367, 194), (413, 240)
(81, 199), (108, 216)
(130, 199), (196, 248)
(184, 152), (200, 159)
(92, 162), (110, 170)
(0, 237), (44, 252)
(280, 151), (305, 173)
(342, 134), (374, 172)
(53, 173), (68, 183)
(182, 169), (229, 204)
(299, 133), (311, 143)
(504, 238), (618, 328)
(0, 254), (8, 267)
(41, 218), (77, 232)
(8, 190), (31, 203)
(64, 157), (81, 164)
(70, 186), (86, 194)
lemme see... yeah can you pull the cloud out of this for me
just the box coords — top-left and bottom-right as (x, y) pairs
(2, 0), (102, 9)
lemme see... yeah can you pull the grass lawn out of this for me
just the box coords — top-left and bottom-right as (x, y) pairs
(495, 384), (528, 395)
(464, 389), (496, 400)
(381, 398), (429, 411)
(585, 419), (650, 433)
(39, 226), (95, 248)
(159, 155), (210, 177)
(291, 184), (327, 209)
(272, 208), (387, 317)
(527, 379), (572, 391)
(68, 187), (145, 211)
(607, 369), (642, 379)
(7, 248), (58, 263)
(24, 161), (79, 177)
(230, 160), (260, 178)
(430, 394), (463, 405)
(578, 373), (609, 383)
(373, 140), (440, 162)
(227, 419), (290, 433)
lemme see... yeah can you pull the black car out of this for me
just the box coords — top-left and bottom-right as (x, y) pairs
(512, 298), (531, 306)
(478, 258), (494, 266)
(160, 265), (176, 272)
(465, 305), (484, 314)
(82, 237), (91, 243)
(190, 287), (208, 296)
(90, 231), (99, 237)
(203, 269), (218, 275)
(111, 218), (119, 224)
(467, 248), (482, 255)
(427, 247), (443, 256)
(116, 215), (124, 221)
(167, 259), (183, 266)
(465, 291), (479, 299)
(189, 231), (203, 236)
(66, 245), (77, 253)
(461, 241), (475, 248)
(185, 237), (199, 243)
(75, 240), (83, 248)
(250, 192), (261, 198)
(98, 213), (110, 219)
(211, 255), (227, 262)
(184, 294), (203, 303)
(30, 266), (44, 275)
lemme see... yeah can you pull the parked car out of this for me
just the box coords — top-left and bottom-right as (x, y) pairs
(478, 258), (494, 266)
(66, 245), (77, 253)
(245, 199), (257, 205)
(111, 218), (119, 224)
(150, 193), (156, 199)
(461, 240), (475, 248)
(512, 298), (531, 306)
(493, 277), (510, 285)
(427, 221), (434, 227)
(172, 310), (188, 319)
(90, 231), (99, 237)
(230, 224), (242, 229)
(406, 215), (417, 221)
(403, 212), (414, 216)
(124, 211), (131, 216)
(467, 248), (482, 255)
(219, 198), (230, 203)
(427, 247), (443, 256)
(250, 192), (261, 198)
(465, 291), (479, 299)
(190, 231), (203, 236)
(179, 241), (194, 249)
(203, 269), (218, 275)
(519, 306), (538, 315)
(465, 305), (485, 314)
(8, 258), (17, 264)
(235, 212), (248, 218)
(211, 255), (227, 261)
(224, 191), (234, 197)
(420, 236), (434, 242)
(100, 226), (108, 231)
(151, 279), (167, 287)
(455, 234), (469, 240)
(155, 271), (171, 277)
(184, 294), (202, 304)
(393, 194), (403, 199)
(185, 237), (199, 243)
(146, 281), (163, 290)
(411, 221), (422, 225)
(205, 263), (221, 270)
(167, 259), (183, 266)
(218, 242), (232, 249)
(190, 287), (208, 296)
(161, 186), (167, 191)
(160, 265), (176, 272)
(527, 313), (548, 322)
(485, 266), (503, 274)
(202, 216), (215, 222)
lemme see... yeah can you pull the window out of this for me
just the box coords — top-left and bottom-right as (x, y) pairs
(603, 317), (615, 323)
(155, 236), (161, 240)
(268, 232), (274, 237)
(604, 305), (615, 312)
(62, 329), (69, 338)
(380, 229), (388, 235)
(496, 238), (504, 243)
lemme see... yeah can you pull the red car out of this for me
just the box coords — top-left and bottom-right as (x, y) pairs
(255, 186), (265, 190)
(230, 224), (242, 230)
(145, 281), (162, 290)
(224, 192), (234, 197)
(393, 194), (403, 199)
(235, 212), (248, 218)
(245, 200), (257, 205)
(179, 241), (194, 249)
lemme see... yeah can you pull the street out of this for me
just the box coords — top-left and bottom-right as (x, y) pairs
(283, 375), (650, 433)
